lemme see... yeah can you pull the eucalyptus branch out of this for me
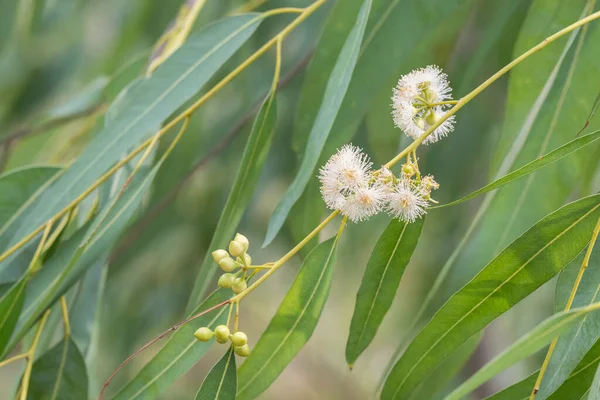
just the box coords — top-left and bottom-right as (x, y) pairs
(0, 1), (327, 266)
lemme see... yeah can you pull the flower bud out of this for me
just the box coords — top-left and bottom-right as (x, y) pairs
(234, 344), (251, 357)
(234, 233), (250, 250)
(402, 163), (415, 177)
(211, 249), (229, 264)
(218, 257), (236, 272)
(232, 278), (247, 294)
(218, 273), (236, 288)
(425, 111), (437, 126)
(230, 331), (248, 347)
(229, 240), (245, 257)
(243, 253), (252, 266)
(194, 327), (213, 342)
(214, 325), (230, 344)
(425, 88), (437, 102)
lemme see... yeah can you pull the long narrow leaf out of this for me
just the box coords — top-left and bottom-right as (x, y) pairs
(263, 0), (372, 246)
(186, 93), (277, 311)
(435, 130), (600, 208)
(237, 236), (340, 400)
(346, 218), (424, 367)
(195, 347), (237, 400)
(382, 194), (600, 399)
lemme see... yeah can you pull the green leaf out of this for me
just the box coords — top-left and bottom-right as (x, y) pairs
(262, 0), (372, 247)
(435, 130), (600, 209)
(409, 333), (481, 400)
(589, 363), (600, 400)
(486, 336), (600, 400)
(112, 289), (230, 400)
(0, 279), (26, 355)
(0, 165), (62, 250)
(27, 338), (88, 400)
(4, 168), (157, 354)
(382, 194), (600, 400)
(346, 218), (424, 367)
(445, 304), (600, 400)
(195, 347), (237, 400)
(535, 240), (600, 399)
(0, 13), (262, 274)
(186, 94), (277, 311)
(237, 236), (340, 400)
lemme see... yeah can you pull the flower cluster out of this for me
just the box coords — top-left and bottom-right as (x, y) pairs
(392, 65), (455, 144)
(319, 145), (438, 223)
(194, 325), (250, 357)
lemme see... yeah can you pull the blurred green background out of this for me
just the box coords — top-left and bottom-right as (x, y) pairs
(1, 0), (599, 399)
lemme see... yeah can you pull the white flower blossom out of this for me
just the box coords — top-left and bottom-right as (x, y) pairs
(319, 144), (386, 222)
(340, 184), (388, 222)
(387, 179), (428, 223)
(391, 65), (455, 144)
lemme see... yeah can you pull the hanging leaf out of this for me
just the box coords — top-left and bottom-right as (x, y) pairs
(262, 0), (373, 247)
(381, 194), (600, 400)
(237, 236), (340, 400)
(112, 289), (230, 400)
(435, 130), (600, 209)
(0, 13), (263, 274)
(186, 94), (277, 310)
(195, 347), (237, 400)
(346, 218), (424, 367)
(0, 279), (26, 355)
(26, 338), (88, 400)
(535, 241), (600, 399)
(409, 333), (481, 400)
(445, 304), (600, 400)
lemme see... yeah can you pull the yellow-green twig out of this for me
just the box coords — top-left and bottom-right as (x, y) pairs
(0, 352), (28, 369)
(19, 310), (51, 400)
(60, 296), (71, 338)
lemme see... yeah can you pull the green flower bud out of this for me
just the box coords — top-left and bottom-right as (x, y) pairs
(229, 240), (245, 257)
(234, 233), (250, 250)
(214, 325), (230, 344)
(425, 88), (437, 102)
(243, 253), (252, 266)
(194, 327), (213, 342)
(230, 331), (248, 347)
(402, 163), (415, 177)
(425, 110), (437, 126)
(234, 344), (251, 357)
(218, 273), (236, 288)
(211, 249), (229, 264)
(232, 278), (247, 294)
(218, 257), (236, 272)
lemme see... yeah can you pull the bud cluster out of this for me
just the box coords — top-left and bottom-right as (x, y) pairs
(211, 233), (252, 295)
(194, 325), (251, 357)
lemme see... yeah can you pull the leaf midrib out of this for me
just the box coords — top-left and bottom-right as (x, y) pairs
(392, 202), (600, 399)
(125, 306), (227, 400)
(238, 242), (337, 395)
(49, 338), (70, 400)
(355, 223), (407, 346)
(215, 349), (234, 399)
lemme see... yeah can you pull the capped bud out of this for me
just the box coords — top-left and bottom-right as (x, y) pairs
(402, 163), (415, 177)
(218, 273), (236, 288)
(214, 325), (230, 344)
(234, 233), (250, 250)
(243, 253), (252, 266)
(211, 249), (229, 264)
(229, 240), (245, 257)
(425, 88), (438, 102)
(230, 331), (248, 347)
(234, 344), (251, 357)
(218, 257), (236, 273)
(194, 327), (213, 342)
(232, 278), (247, 294)
(425, 110), (437, 126)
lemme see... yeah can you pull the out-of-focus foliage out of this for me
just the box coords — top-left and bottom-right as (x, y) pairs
(1, 0), (600, 400)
